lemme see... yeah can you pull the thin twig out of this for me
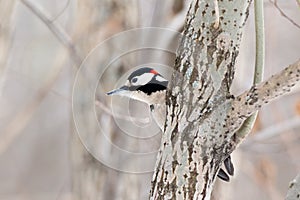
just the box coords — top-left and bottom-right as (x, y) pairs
(50, 0), (70, 22)
(0, 0), (17, 93)
(248, 116), (300, 142)
(20, 0), (82, 65)
(269, 0), (300, 29)
(0, 49), (68, 155)
(236, 0), (265, 138)
(0, 0), (82, 155)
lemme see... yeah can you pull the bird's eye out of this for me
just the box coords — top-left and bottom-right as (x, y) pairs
(131, 77), (138, 83)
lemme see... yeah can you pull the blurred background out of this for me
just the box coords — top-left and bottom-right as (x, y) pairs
(0, 0), (299, 200)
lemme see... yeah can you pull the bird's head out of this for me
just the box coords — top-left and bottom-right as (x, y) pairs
(106, 67), (168, 104)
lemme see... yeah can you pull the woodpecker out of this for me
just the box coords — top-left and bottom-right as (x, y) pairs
(107, 67), (234, 182)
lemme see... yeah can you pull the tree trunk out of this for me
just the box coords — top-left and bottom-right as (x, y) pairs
(150, 1), (252, 199)
(150, 0), (300, 199)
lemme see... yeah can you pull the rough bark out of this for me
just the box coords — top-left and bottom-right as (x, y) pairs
(150, 0), (300, 199)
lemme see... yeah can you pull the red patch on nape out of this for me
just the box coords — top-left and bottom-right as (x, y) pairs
(150, 69), (159, 75)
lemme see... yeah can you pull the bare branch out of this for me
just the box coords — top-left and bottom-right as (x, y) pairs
(269, 0), (300, 29)
(244, 116), (300, 144)
(253, 0), (265, 85)
(0, 0), (17, 82)
(230, 59), (300, 141)
(20, 0), (82, 65)
(0, 0), (82, 155)
(237, 0), (265, 138)
(0, 49), (68, 155)
(151, 1), (253, 199)
(50, 0), (70, 22)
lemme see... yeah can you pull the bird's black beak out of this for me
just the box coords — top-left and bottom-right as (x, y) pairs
(106, 85), (129, 96)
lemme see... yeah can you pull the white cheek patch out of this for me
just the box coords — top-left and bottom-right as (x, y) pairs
(155, 75), (167, 82)
(131, 73), (154, 86)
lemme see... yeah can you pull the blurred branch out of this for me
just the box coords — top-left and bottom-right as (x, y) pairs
(0, 0), (82, 155)
(168, 0), (189, 31)
(20, 0), (83, 65)
(0, 49), (68, 155)
(236, 0), (265, 138)
(95, 100), (151, 124)
(0, 0), (17, 87)
(50, 0), (70, 22)
(269, 0), (300, 29)
(246, 116), (300, 142)
(286, 174), (300, 200)
(167, 8), (186, 30)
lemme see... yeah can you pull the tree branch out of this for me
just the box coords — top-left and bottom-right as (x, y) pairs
(230, 59), (300, 142)
(236, 0), (265, 138)
(269, 0), (300, 29)
(0, 0), (17, 82)
(244, 116), (300, 144)
(20, 0), (82, 65)
(0, 0), (80, 155)
(150, 1), (253, 199)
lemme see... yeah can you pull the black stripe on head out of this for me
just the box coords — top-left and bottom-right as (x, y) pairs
(128, 67), (154, 81)
(129, 82), (168, 95)
(127, 67), (168, 95)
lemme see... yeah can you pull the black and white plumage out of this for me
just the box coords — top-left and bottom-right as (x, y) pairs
(107, 67), (234, 182)
(107, 67), (168, 129)
(107, 67), (168, 96)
